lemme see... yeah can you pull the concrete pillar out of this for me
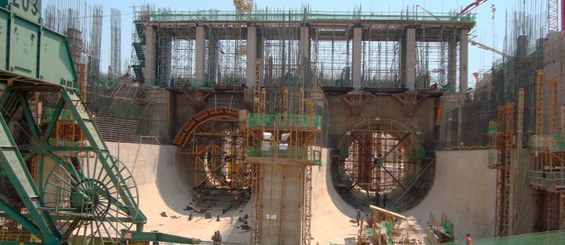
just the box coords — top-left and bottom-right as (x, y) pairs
(447, 31), (457, 91)
(207, 36), (219, 84)
(516, 35), (529, 58)
(352, 26), (362, 90)
(195, 26), (205, 81)
(247, 25), (257, 88)
(157, 33), (173, 83)
(404, 28), (416, 90)
(459, 29), (469, 93)
(300, 23), (311, 88)
(144, 25), (156, 82)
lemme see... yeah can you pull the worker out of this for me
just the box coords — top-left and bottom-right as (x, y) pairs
(355, 209), (361, 226)
(212, 230), (222, 245)
(466, 233), (472, 245)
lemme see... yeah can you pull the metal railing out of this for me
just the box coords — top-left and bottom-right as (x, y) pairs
(144, 9), (475, 22)
(528, 170), (565, 190)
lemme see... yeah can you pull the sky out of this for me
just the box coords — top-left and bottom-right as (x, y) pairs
(71, 0), (545, 87)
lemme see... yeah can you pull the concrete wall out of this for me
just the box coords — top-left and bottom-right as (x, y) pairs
(105, 142), (194, 212)
(543, 33), (565, 133)
(326, 95), (437, 148)
(258, 164), (305, 245)
(404, 150), (496, 241)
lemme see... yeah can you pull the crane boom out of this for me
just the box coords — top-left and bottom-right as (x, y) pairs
(458, 0), (488, 17)
(469, 40), (512, 59)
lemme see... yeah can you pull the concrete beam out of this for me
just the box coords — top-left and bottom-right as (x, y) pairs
(459, 29), (469, 93)
(352, 26), (362, 90)
(144, 25), (156, 82)
(404, 28), (416, 90)
(300, 24), (311, 87)
(247, 25), (257, 88)
(195, 26), (205, 81)
(448, 31), (457, 91)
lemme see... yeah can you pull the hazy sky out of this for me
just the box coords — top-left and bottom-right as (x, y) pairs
(75, 0), (543, 86)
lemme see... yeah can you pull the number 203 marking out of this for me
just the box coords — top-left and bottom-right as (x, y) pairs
(12, 0), (39, 17)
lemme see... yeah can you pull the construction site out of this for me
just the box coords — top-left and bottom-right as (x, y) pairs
(1, 0), (565, 244)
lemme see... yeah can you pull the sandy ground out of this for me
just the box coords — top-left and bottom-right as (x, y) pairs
(114, 143), (432, 244)
(131, 144), (252, 244)
(127, 145), (363, 244)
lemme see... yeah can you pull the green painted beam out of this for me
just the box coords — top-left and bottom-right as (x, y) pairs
(18, 92), (40, 139)
(18, 144), (93, 152)
(42, 97), (65, 140)
(0, 109), (60, 244)
(126, 231), (201, 244)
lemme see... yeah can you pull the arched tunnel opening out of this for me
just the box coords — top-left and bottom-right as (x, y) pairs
(332, 120), (435, 212)
(174, 108), (251, 210)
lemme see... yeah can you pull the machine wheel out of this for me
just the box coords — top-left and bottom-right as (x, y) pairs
(43, 151), (140, 244)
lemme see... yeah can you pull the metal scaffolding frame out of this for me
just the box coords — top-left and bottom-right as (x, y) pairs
(491, 102), (514, 237)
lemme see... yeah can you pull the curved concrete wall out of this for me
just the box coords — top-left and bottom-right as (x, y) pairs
(404, 150), (496, 241)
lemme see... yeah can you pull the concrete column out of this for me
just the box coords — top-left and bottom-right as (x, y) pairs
(404, 28), (416, 90)
(207, 37), (219, 84)
(459, 29), (469, 93)
(516, 35), (529, 58)
(447, 31), (457, 91)
(158, 33), (173, 83)
(144, 25), (156, 82)
(399, 35), (404, 84)
(300, 23), (311, 87)
(195, 26), (205, 81)
(352, 26), (362, 90)
(247, 25), (257, 88)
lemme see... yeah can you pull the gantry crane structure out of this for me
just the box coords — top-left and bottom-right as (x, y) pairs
(0, 1), (198, 244)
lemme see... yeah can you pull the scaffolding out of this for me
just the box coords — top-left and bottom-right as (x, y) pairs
(246, 87), (321, 245)
(489, 102), (514, 236)
(528, 70), (565, 231)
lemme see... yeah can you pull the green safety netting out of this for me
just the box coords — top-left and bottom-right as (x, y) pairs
(488, 120), (497, 135)
(245, 146), (310, 160)
(381, 221), (394, 245)
(247, 113), (321, 128)
(44, 108), (74, 121)
(443, 230), (565, 245)
(555, 134), (565, 151)
(528, 171), (565, 189)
